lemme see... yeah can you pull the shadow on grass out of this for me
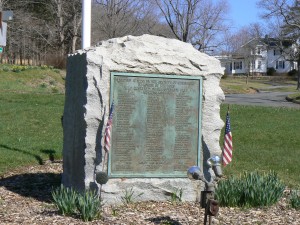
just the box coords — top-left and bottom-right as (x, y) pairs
(146, 216), (182, 225)
(0, 172), (61, 202)
(0, 144), (44, 165)
(40, 149), (56, 161)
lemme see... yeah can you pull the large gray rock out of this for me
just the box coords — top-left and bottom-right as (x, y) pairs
(62, 34), (224, 205)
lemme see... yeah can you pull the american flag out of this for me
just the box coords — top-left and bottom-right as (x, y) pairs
(222, 111), (233, 166)
(104, 102), (114, 152)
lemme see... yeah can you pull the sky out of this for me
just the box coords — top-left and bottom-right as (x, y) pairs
(228, 0), (263, 29)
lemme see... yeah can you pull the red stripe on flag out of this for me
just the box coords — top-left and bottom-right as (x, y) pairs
(222, 112), (233, 167)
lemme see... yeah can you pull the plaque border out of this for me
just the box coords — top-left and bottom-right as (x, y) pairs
(108, 72), (203, 178)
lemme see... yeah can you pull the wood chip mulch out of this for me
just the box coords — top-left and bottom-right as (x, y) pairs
(0, 162), (299, 225)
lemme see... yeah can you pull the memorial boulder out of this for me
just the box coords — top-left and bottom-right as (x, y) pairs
(62, 34), (225, 204)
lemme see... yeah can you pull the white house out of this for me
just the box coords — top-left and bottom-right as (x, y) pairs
(216, 37), (297, 75)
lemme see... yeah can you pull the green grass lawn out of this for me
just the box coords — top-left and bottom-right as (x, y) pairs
(0, 66), (299, 188)
(0, 65), (65, 174)
(220, 104), (300, 188)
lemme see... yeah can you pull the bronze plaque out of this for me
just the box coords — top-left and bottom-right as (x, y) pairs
(109, 72), (202, 177)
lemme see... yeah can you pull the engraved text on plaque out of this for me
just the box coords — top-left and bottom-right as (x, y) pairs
(109, 72), (202, 177)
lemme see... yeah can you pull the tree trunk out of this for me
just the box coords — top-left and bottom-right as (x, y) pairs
(57, 0), (65, 56)
(19, 48), (23, 65)
(72, 36), (78, 53)
(71, 15), (82, 53)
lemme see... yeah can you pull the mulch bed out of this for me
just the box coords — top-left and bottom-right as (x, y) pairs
(0, 162), (299, 225)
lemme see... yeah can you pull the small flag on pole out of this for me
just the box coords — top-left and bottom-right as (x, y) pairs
(222, 109), (233, 166)
(104, 102), (114, 152)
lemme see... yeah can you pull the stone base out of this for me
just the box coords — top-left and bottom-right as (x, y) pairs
(101, 178), (203, 205)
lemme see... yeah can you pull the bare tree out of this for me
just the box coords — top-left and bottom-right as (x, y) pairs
(1, 1), (49, 64)
(154, 0), (229, 53)
(92, 0), (145, 41)
(155, 0), (199, 42)
(2, 0), (81, 66)
(248, 23), (266, 38)
(221, 23), (266, 54)
(258, 0), (300, 89)
(220, 28), (251, 54)
(92, 0), (176, 43)
(62, 0), (82, 53)
(40, 0), (82, 54)
(69, 2), (82, 53)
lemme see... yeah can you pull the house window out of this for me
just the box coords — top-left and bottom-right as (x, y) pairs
(257, 61), (262, 69)
(276, 60), (285, 69)
(234, 61), (242, 70)
(257, 47), (261, 54)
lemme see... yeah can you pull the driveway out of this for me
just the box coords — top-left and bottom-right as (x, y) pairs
(224, 91), (300, 109)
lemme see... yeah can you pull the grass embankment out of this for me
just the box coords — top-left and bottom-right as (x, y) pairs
(221, 76), (298, 93)
(0, 65), (65, 174)
(0, 66), (299, 188)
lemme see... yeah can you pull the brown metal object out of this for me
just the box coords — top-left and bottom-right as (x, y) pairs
(202, 182), (219, 225)
(208, 199), (219, 216)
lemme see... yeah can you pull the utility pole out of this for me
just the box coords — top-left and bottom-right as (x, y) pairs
(82, 0), (91, 49)
(0, 0), (4, 56)
(0, 1), (12, 55)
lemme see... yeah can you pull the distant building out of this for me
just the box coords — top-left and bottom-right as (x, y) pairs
(216, 37), (297, 75)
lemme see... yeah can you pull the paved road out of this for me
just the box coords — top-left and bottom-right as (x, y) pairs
(224, 91), (300, 109)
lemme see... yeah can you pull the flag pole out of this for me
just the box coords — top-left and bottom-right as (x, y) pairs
(102, 151), (107, 171)
(82, 0), (91, 49)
